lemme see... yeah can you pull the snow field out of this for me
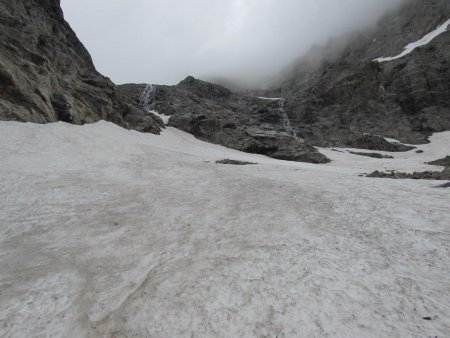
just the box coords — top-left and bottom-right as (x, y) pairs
(0, 121), (449, 337)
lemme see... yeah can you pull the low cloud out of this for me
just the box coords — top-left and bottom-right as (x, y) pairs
(62, 0), (407, 86)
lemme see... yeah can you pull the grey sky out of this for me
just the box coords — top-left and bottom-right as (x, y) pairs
(61, 0), (406, 86)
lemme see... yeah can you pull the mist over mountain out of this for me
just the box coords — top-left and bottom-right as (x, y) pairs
(61, 0), (407, 86)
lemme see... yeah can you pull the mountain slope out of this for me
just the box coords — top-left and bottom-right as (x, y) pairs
(119, 0), (449, 157)
(0, 0), (162, 133)
(279, 0), (450, 147)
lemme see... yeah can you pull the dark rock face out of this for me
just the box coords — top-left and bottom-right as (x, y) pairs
(274, 0), (450, 147)
(119, 80), (330, 164)
(0, 0), (163, 133)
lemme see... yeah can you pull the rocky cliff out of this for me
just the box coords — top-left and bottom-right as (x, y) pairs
(0, 0), (163, 133)
(277, 0), (450, 148)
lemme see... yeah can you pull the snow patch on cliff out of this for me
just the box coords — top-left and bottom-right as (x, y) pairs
(374, 18), (450, 62)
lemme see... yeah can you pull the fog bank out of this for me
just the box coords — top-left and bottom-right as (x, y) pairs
(61, 0), (407, 86)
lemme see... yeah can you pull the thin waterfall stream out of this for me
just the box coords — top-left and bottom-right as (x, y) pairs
(278, 98), (297, 137)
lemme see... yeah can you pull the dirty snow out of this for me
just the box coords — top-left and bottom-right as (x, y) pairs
(1, 121), (449, 337)
(374, 18), (450, 62)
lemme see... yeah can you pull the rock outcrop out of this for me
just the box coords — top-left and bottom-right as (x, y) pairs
(428, 155), (450, 167)
(0, 0), (163, 133)
(118, 78), (330, 164)
(367, 168), (450, 180)
(348, 151), (394, 159)
(215, 159), (257, 165)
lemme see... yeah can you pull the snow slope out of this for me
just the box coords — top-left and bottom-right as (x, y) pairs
(374, 18), (450, 62)
(1, 121), (449, 337)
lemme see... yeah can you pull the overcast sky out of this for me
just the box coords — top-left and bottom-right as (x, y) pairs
(61, 0), (406, 86)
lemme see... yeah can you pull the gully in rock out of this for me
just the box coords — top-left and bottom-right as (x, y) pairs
(138, 85), (171, 125)
(139, 84), (156, 113)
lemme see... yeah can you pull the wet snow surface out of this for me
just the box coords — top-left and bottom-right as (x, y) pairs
(374, 18), (450, 63)
(1, 121), (449, 337)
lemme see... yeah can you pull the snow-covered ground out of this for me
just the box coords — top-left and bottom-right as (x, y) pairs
(374, 18), (450, 63)
(0, 121), (449, 337)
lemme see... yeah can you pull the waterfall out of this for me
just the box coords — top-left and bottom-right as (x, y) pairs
(138, 84), (155, 113)
(278, 99), (297, 137)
